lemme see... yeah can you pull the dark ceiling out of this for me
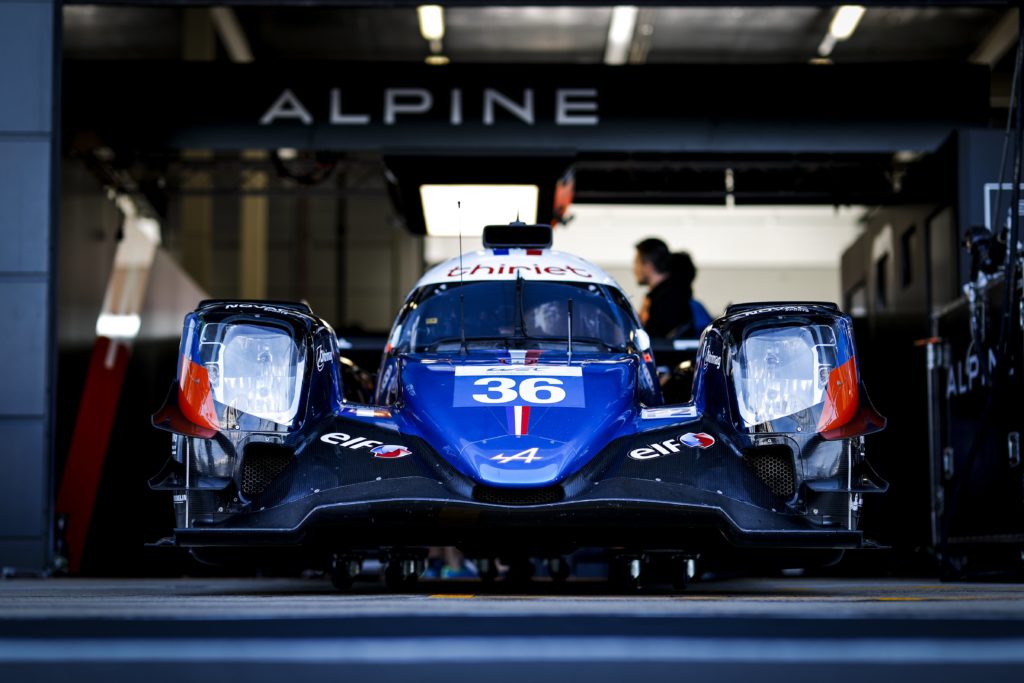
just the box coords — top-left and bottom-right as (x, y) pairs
(63, 5), (1012, 66)
(61, 4), (1019, 210)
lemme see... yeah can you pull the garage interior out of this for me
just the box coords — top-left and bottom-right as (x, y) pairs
(1, 2), (1024, 679)
(42, 2), (1017, 578)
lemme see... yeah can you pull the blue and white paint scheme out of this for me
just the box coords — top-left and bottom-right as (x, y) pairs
(152, 222), (887, 562)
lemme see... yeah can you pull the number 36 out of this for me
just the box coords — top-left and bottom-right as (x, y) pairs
(472, 377), (566, 404)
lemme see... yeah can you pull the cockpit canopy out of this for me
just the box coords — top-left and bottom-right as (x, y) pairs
(389, 280), (640, 353)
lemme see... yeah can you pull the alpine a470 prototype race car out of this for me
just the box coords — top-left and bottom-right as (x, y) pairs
(152, 222), (887, 588)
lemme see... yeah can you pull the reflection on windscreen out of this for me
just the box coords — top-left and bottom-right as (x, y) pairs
(396, 281), (633, 352)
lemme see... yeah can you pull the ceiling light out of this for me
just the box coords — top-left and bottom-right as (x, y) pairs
(818, 5), (866, 57)
(420, 184), (539, 237)
(96, 313), (141, 340)
(425, 54), (450, 65)
(829, 5), (865, 41)
(210, 7), (254, 64)
(417, 5), (445, 42)
(604, 6), (638, 66)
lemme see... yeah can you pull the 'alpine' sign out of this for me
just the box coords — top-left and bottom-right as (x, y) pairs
(260, 87), (599, 127)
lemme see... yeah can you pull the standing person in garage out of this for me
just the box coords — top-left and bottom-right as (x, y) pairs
(669, 250), (714, 336)
(634, 238), (698, 338)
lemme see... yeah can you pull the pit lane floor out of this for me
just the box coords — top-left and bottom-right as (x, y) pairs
(1, 576), (1023, 682)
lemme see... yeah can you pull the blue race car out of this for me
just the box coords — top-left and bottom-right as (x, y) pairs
(152, 223), (886, 588)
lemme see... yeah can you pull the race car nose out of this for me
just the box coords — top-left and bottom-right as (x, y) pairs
(458, 435), (578, 487)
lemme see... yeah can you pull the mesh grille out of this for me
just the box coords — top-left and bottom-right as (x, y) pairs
(743, 447), (796, 498)
(240, 444), (294, 498)
(473, 485), (564, 506)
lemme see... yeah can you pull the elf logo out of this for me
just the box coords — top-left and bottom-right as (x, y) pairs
(320, 432), (384, 451)
(628, 432), (716, 460)
(371, 444), (411, 459)
(681, 432), (715, 449)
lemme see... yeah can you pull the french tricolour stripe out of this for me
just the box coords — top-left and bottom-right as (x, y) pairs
(507, 405), (532, 436)
(507, 349), (543, 365)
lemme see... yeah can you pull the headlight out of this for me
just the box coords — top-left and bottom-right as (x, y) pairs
(210, 324), (304, 425)
(180, 321), (306, 430)
(731, 323), (854, 433)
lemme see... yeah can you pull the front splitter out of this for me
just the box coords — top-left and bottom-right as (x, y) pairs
(174, 476), (864, 551)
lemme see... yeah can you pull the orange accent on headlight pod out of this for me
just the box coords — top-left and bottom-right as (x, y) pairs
(178, 355), (220, 431)
(817, 356), (858, 433)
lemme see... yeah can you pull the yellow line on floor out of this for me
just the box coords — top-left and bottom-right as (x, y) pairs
(672, 596), (728, 600)
(876, 597), (925, 601)
(429, 594), (476, 599)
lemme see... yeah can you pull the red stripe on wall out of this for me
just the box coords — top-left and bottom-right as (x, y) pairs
(55, 337), (132, 574)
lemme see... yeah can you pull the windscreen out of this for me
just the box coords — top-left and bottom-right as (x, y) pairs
(200, 323), (305, 426)
(393, 280), (633, 352)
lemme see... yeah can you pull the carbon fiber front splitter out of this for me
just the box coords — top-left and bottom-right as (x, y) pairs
(173, 476), (865, 551)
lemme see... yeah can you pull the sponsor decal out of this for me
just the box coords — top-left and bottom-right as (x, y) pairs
(320, 432), (384, 451)
(640, 406), (698, 420)
(340, 405), (393, 418)
(446, 263), (592, 279)
(946, 347), (997, 398)
(731, 305), (810, 319)
(371, 444), (411, 459)
(705, 351), (722, 368)
(628, 432), (716, 460)
(221, 302), (301, 316)
(316, 344), (332, 371)
(681, 432), (716, 449)
(456, 365), (581, 376)
(490, 447), (543, 464)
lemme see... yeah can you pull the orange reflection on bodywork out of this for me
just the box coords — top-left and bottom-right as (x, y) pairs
(817, 356), (858, 433)
(178, 355), (220, 430)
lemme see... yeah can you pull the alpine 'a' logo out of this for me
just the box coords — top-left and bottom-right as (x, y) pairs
(490, 447), (543, 464)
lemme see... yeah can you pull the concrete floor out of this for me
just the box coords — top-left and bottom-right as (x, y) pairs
(1, 576), (1023, 682)
(2, 576), (1024, 618)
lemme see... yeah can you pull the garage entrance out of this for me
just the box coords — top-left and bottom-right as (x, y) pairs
(1, 3), (1020, 580)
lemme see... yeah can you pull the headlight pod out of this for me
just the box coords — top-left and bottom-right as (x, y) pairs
(179, 319), (306, 431)
(727, 314), (874, 438)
